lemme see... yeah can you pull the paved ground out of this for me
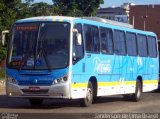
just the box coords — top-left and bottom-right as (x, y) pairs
(0, 91), (160, 113)
(0, 82), (160, 119)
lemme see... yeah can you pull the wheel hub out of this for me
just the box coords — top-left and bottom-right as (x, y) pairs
(87, 88), (93, 102)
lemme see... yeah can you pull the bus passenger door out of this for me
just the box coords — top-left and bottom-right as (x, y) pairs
(71, 23), (86, 98)
(72, 23), (84, 75)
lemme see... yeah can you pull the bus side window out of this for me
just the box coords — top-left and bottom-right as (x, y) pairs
(73, 23), (84, 59)
(84, 25), (93, 52)
(113, 30), (126, 55)
(100, 27), (113, 54)
(92, 26), (100, 53)
(137, 34), (148, 57)
(147, 36), (157, 58)
(126, 32), (137, 56)
(84, 24), (100, 53)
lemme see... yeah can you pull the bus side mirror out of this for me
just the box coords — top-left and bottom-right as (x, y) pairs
(1, 30), (9, 46)
(73, 28), (82, 46)
(1, 34), (5, 46)
(76, 33), (82, 46)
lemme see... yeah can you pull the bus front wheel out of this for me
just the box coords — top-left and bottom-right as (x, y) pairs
(29, 99), (43, 106)
(80, 81), (93, 107)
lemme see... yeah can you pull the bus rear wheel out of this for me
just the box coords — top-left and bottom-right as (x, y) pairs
(123, 80), (142, 101)
(29, 99), (43, 106)
(132, 80), (142, 101)
(80, 81), (93, 107)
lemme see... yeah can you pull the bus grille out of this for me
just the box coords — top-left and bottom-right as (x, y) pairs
(21, 89), (49, 95)
(18, 81), (52, 86)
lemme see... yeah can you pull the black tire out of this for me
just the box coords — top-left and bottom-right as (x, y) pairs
(93, 96), (100, 103)
(131, 80), (142, 102)
(29, 99), (43, 106)
(123, 94), (132, 101)
(80, 81), (93, 107)
(123, 80), (142, 101)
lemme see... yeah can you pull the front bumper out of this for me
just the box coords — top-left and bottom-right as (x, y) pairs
(6, 82), (71, 99)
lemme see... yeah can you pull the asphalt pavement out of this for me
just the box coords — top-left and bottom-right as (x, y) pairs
(0, 81), (160, 119)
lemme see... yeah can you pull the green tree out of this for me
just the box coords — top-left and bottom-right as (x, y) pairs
(15, 0), (34, 19)
(0, 0), (21, 61)
(0, 0), (21, 69)
(65, 0), (83, 16)
(52, 0), (104, 16)
(16, 1), (58, 19)
(0, 0), (21, 31)
(31, 2), (56, 16)
(80, 0), (104, 16)
(52, 0), (82, 16)
(16, 2), (32, 19)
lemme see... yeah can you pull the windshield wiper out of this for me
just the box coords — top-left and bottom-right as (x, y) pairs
(36, 47), (51, 72)
(36, 23), (51, 72)
(18, 47), (34, 72)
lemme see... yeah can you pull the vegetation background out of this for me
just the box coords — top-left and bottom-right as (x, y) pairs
(0, 0), (104, 79)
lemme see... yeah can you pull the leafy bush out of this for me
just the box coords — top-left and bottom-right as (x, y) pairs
(0, 46), (7, 61)
(0, 46), (6, 79)
(0, 68), (5, 79)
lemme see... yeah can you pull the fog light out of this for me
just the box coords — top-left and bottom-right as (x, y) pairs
(63, 76), (68, 81)
(52, 75), (68, 85)
(9, 93), (12, 96)
(6, 76), (17, 84)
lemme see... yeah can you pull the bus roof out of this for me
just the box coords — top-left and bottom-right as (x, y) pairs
(16, 16), (156, 37)
(16, 16), (76, 23)
(82, 17), (133, 29)
(16, 16), (133, 28)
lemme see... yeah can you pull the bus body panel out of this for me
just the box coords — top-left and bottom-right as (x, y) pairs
(70, 18), (159, 99)
(6, 16), (159, 101)
(71, 55), (158, 99)
(6, 67), (71, 98)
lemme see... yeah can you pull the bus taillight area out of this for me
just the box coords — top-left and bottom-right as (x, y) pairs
(6, 73), (71, 99)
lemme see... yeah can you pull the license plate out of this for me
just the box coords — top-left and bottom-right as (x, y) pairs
(29, 87), (40, 91)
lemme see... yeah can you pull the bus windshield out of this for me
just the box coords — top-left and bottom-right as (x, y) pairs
(7, 22), (70, 70)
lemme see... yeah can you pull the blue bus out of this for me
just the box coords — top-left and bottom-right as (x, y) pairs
(6, 16), (159, 107)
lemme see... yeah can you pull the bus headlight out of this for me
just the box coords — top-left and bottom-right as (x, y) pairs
(52, 75), (68, 85)
(6, 76), (17, 84)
